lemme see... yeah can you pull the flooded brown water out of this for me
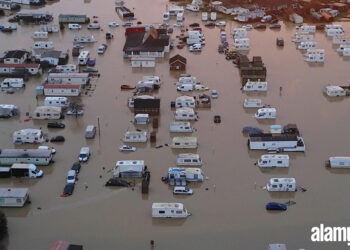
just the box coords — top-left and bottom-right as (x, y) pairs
(1, 0), (350, 249)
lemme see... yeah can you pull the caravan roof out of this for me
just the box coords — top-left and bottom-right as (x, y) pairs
(152, 202), (184, 209)
(0, 188), (28, 198)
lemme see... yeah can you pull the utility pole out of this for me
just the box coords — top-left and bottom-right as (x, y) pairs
(97, 116), (101, 136)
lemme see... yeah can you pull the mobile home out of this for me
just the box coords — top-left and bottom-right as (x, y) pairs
(33, 106), (63, 120)
(47, 73), (89, 86)
(343, 48), (350, 57)
(44, 97), (69, 107)
(297, 41), (317, 50)
(33, 41), (54, 49)
(152, 203), (190, 218)
(32, 31), (48, 40)
(202, 12), (208, 21)
(168, 6), (184, 16)
(210, 12), (216, 21)
(266, 178), (296, 192)
(177, 153), (202, 166)
(333, 36), (350, 45)
(177, 12), (184, 22)
(254, 108), (276, 119)
(13, 128), (44, 144)
(243, 80), (267, 91)
(1, 78), (24, 89)
(296, 25), (316, 33)
(337, 44), (350, 53)
(134, 114), (149, 125)
(186, 4), (199, 12)
(142, 76), (161, 85)
(175, 96), (196, 108)
(292, 34), (314, 43)
(123, 131), (148, 142)
(248, 134), (306, 152)
(171, 136), (198, 149)
(169, 122), (193, 133)
(44, 84), (81, 97)
(233, 38), (250, 50)
(327, 28), (344, 37)
(323, 85), (346, 97)
(244, 99), (264, 108)
(78, 51), (90, 66)
(175, 108), (198, 121)
(55, 64), (78, 73)
(327, 157), (350, 168)
(114, 160), (144, 178)
(258, 154), (289, 168)
(0, 149), (53, 166)
(168, 167), (203, 181)
(0, 188), (29, 207)
(0, 104), (19, 118)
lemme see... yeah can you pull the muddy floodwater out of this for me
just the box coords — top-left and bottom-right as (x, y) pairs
(1, 0), (350, 249)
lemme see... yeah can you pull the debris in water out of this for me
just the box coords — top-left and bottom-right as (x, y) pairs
(155, 145), (163, 149)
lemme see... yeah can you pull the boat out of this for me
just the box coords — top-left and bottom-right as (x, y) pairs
(73, 36), (96, 43)
(121, 85), (135, 90)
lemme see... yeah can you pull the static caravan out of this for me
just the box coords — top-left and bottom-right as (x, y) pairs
(327, 157), (350, 168)
(305, 54), (324, 63)
(186, 4), (199, 12)
(327, 28), (344, 37)
(131, 57), (156, 68)
(325, 25), (344, 32)
(1, 78), (24, 89)
(168, 6), (184, 16)
(270, 125), (282, 134)
(123, 131), (147, 143)
(32, 31), (48, 40)
(175, 108), (198, 121)
(333, 36), (350, 45)
(169, 122), (193, 133)
(244, 99), (264, 108)
(337, 44), (350, 53)
(297, 41), (316, 50)
(13, 128), (44, 144)
(258, 154), (289, 168)
(55, 64), (78, 73)
(0, 188), (29, 207)
(292, 34), (314, 43)
(177, 154), (202, 166)
(323, 85), (346, 97)
(0, 104), (19, 118)
(305, 49), (324, 57)
(233, 38), (250, 50)
(233, 28), (247, 39)
(177, 12), (184, 21)
(248, 134), (306, 152)
(44, 97), (69, 108)
(33, 106), (63, 120)
(343, 48), (350, 57)
(296, 25), (316, 33)
(152, 203), (190, 218)
(143, 76), (161, 85)
(47, 73), (89, 86)
(44, 84), (81, 97)
(0, 149), (53, 166)
(202, 12), (208, 21)
(168, 167), (203, 181)
(254, 108), (276, 119)
(114, 160), (144, 178)
(33, 41), (54, 49)
(175, 96), (196, 108)
(210, 12), (216, 21)
(78, 51), (90, 66)
(171, 136), (198, 149)
(134, 114), (149, 125)
(266, 178), (296, 192)
(177, 76), (198, 86)
(73, 36), (96, 43)
(243, 80), (267, 92)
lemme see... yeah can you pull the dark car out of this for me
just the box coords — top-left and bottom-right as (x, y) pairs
(47, 122), (65, 129)
(167, 28), (173, 34)
(189, 22), (200, 27)
(63, 183), (75, 196)
(214, 115), (221, 123)
(254, 24), (266, 29)
(50, 136), (65, 142)
(71, 162), (81, 173)
(266, 202), (287, 211)
(270, 19), (279, 24)
(105, 178), (131, 187)
(205, 22), (215, 27)
(242, 126), (263, 135)
(82, 67), (98, 73)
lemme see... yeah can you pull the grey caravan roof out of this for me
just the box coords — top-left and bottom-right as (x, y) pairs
(0, 188), (28, 198)
(0, 149), (51, 158)
(250, 135), (298, 142)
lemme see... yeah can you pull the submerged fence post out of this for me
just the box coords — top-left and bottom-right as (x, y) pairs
(97, 116), (101, 136)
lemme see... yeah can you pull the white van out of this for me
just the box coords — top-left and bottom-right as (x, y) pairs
(68, 24), (82, 30)
(79, 147), (90, 162)
(78, 51), (90, 66)
(327, 157), (350, 168)
(254, 108), (276, 119)
(177, 84), (193, 92)
(87, 23), (100, 29)
(85, 125), (96, 139)
(258, 154), (289, 168)
(1, 78), (24, 89)
(261, 15), (272, 23)
(44, 97), (69, 108)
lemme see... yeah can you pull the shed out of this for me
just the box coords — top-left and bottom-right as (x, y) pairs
(134, 98), (160, 115)
(169, 54), (187, 70)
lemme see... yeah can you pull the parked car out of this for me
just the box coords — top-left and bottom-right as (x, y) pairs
(205, 22), (215, 27)
(87, 59), (95, 66)
(269, 24), (281, 29)
(266, 202), (287, 211)
(122, 22), (133, 27)
(47, 122), (65, 128)
(66, 170), (77, 184)
(108, 21), (119, 27)
(82, 67), (98, 73)
(211, 90), (218, 99)
(254, 24), (266, 29)
(78, 147), (90, 162)
(66, 110), (84, 116)
(189, 23), (200, 27)
(119, 145), (136, 151)
(63, 183), (74, 196)
(173, 23), (184, 28)
(167, 28), (173, 34)
(38, 146), (56, 154)
(173, 186), (193, 195)
(98, 44), (107, 54)
(242, 126), (263, 135)
(105, 178), (131, 187)
(214, 115), (221, 123)
(216, 21), (226, 27)
(71, 162), (81, 173)
(50, 136), (65, 142)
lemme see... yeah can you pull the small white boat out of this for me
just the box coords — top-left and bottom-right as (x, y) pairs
(73, 36), (96, 44)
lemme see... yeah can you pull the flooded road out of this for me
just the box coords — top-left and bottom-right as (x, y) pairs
(1, 0), (350, 249)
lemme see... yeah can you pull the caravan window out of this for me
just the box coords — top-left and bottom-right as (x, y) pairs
(36, 113), (40, 117)
(277, 161), (282, 164)
(175, 143), (180, 145)
(289, 185), (293, 188)
(272, 185), (277, 188)
(176, 211), (182, 214)
(159, 210), (165, 214)
(184, 159), (191, 163)
(279, 184), (282, 187)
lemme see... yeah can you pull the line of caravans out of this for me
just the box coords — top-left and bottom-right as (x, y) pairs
(248, 134), (306, 152)
(0, 149), (53, 166)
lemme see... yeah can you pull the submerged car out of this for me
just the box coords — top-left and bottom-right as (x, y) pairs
(211, 90), (218, 99)
(50, 136), (65, 142)
(83, 67), (98, 73)
(63, 183), (75, 196)
(66, 170), (77, 184)
(173, 186), (193, 195)
(266, 202), (287, 211)
(216, 21), (226, 27)
(205, 22), (215, 27)
(119, 145), (136, 151)
(122, 22), (133, 27)
(47, 122), (65, 128)
(108, 21), (119, 27)
(173, 23), (184, 28)
(71, 162), (81, 173)
(242, 126), (263, 135)
(105, 178), (131, 187)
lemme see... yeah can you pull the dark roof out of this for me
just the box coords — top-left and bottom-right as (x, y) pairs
(123, 32), (145, 51)
(169, 54), (186, 64)
(134, 98), (160, 109)
(41, 50), (62, 59)
(250, 135), (298, 142)
(123, 29), (170, 53)
(5, 50), (29, 59)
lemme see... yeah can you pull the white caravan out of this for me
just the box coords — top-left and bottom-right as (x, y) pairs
(177, 12), (184, 21)
(169, 122), (194, 133)
(44, 97), (69, 108)
(210, 12), (216, 21)
(233, 38), (250, 50)
(177, 153), (202, 166)
(78, 51), (90, 66)
(114, 160), (145, 178)
(243, 80), (267, 92)
(296, 25), (316, 33)
(152, 203), (190, 218)
(134, 114), (149, 125)
(258, 154), (289, 168)
(333, 36), (350, 45)
(305, 54), (324, 63)
(233, 28), (247, 39)
(33, 106), (63, 120)
(175, 96), (196, 108)
(244, 99), (264, 108)
(143, 76), (161, 85)
(56, 64), (78, 73)
(13, 129), (44, 144)
(186, 4), (199, 12)
(128, 95), (155, 108)
(1, 78), (24, 89)
(327, 28), (344, 37)
(73, 35), (96, 43)
(292, 34), (314, 43)
(171, 136), (198, 149)
(343, 48), (350, 57)
(297, 41), (317, 50)
(33, 41), (54, 49)
(175, 108), (198, 121)
(32, 31), (48, 40)
(327, 157), (350, 168)
(323, 85), (346, 97)
(266, 178), (296, 192)
(201, 12), (208, 21)
(337, 44), (350, 53)
(249, 135), (306, 152)
(255, 108), (276, 119)
(177, 84), (194, 92)
(168, 167), (204, 181)
(177, 76), (198, 86)
(123, 131), (147, 143)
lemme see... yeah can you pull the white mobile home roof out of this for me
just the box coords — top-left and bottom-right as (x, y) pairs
(0, 149), (52, 158)
(0, 188), (28, 198)
(172, 137), (197, 144)
(152, 202), (184, 209)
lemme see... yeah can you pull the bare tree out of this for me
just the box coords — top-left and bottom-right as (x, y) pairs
(68, 101), (84, 118)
